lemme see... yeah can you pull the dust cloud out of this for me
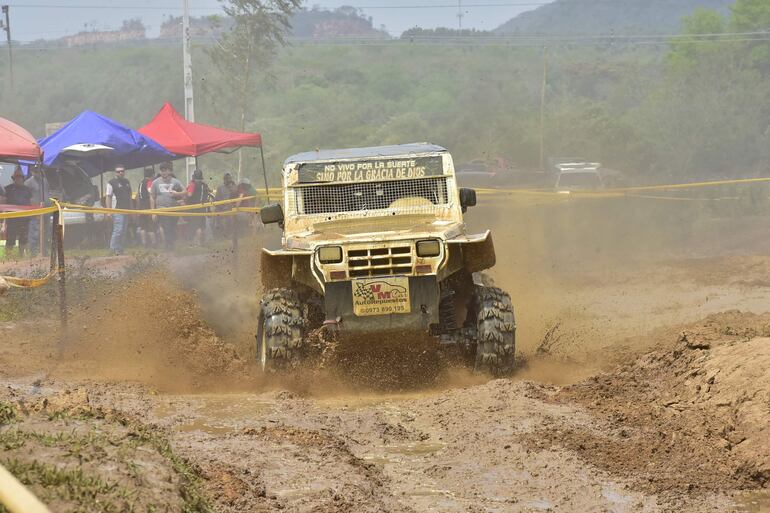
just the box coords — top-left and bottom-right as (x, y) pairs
(27, 191), (768, 395)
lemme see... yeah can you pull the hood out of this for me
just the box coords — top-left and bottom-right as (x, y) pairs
(285, 215), (465, 250)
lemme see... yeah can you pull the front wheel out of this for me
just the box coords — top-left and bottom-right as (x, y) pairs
(256, 288), (306, 372)
(473, 285), (516, 376)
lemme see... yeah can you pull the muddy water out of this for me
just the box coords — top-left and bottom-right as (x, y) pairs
(152, 394), (273, 435)
(735, 491), (770, 513)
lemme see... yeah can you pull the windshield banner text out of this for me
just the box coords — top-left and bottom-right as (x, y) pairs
(298, 156), (444, 183)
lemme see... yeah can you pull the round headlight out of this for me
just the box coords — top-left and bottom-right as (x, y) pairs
(318, 246), (343, 264)
(416, 239), (441, 257)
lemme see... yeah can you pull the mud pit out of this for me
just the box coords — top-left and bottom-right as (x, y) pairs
(1, 203), (770, 513)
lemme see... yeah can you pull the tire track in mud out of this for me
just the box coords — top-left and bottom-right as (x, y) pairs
(135, 381), (668, 513)
(170, 414), (412, 512)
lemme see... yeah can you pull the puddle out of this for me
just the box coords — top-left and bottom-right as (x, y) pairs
(735, 491), (770, 513)
(523, 499), (555, 511)
(314, 392), (440, 411)
(361, 441), (445, 465)
(385, 441), (445, 456)
(601, 488), (634, 505)
(153, 394), (272, 435)
(408, 488), (455, 497)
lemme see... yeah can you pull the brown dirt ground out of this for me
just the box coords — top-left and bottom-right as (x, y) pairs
(2, 206), (770, 512)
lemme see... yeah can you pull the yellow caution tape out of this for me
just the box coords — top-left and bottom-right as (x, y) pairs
(614, 176), (770, 193)
(1, 269), (61, 289)
(128, 194), (263, 212)
(1, 176), (766, 221)
(477, 176), (770, 198)
(0, 206), (57, 220)
(624, 193), (740, 202)
(58, 204), (260, 217)
(0, 462), (52, 513)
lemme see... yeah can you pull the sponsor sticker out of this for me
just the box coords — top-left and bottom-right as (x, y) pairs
(352, 276), (411, 316)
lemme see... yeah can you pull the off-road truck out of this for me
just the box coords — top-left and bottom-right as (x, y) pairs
(257, 143), (515, 375)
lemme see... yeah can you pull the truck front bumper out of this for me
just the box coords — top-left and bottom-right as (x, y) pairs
(324, 275), (440, 335)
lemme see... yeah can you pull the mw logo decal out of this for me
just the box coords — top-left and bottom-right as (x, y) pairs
(351, 277), (411, 316)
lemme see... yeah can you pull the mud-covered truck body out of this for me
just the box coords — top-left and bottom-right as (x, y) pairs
(258, 143), (515, 375)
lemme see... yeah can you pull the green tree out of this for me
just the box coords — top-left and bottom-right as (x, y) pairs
(208, 0), (301, 179)
(730, 0), (770, 74)
(730, 0), (770, 31)
(667, 9), (726, 71)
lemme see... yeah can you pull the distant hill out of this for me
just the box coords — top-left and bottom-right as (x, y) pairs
(291, 6), (388, 39)
(158, 6), (387, 41)
(495, 0), (735, 35)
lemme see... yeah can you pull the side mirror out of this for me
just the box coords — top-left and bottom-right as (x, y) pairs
(459, 188), (477, 212)
(260, 203), (284, 225)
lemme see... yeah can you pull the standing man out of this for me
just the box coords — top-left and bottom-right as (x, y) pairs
(236, 177), (257, 208)
(25, 165), (49, 257)
(235, 177), (258, 234)
(150, 161), (185, 251)
(185, 169), (210, 246)
(213, 172), (235, 239)
(105, 165), (132, 255)
(136, 166), (158, 247)
(4, 167), (32, 256)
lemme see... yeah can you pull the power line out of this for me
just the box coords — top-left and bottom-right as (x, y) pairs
(7, 3), (221, 10)
(7, 0), (716, 10)
(9, 33), (770, 51)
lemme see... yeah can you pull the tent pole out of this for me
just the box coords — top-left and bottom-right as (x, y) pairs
(259, 145), (269, 202)
(237, 148), (243, 184)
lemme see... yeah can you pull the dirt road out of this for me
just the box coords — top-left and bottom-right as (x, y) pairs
(1, 205), (770, 512)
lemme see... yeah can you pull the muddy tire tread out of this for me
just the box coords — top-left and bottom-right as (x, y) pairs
(474, 285), (516, 376)
(259, 288), (306, 370)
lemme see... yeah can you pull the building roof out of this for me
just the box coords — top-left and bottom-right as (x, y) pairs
(284, 143), (446, 165)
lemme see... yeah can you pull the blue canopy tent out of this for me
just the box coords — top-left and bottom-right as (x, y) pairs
(38, 110), (176, 176)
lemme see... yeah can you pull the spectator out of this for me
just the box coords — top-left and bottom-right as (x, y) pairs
(25, 165), (50, 257)
(105, 165), (132, 255)
(4, 167), (32, 256)
(150, 161), (185, 250)
(136, 166), (158, 247)
(236, 177), (257, 208)
(235, 177), (258, 234)
(186, 169), (210, 246)
(214, 173), (235, 204)
(213, 173), (235, 239)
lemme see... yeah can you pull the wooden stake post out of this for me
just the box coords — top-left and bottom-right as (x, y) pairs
(49, 209), (67, 341)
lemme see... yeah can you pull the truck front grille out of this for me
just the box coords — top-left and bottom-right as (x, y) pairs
(348, 246), (412, 277)
(296, 177), (448, 215)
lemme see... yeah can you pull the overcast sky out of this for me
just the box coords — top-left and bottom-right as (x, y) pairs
(8, 0), (542, 42)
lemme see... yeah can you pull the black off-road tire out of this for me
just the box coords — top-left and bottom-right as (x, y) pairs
(473, 285), (516, 376)
(256, 288), (306, 372)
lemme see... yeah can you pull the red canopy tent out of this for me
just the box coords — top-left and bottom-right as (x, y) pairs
(138, 102), (262, 156)
(0, 117), (42, 163)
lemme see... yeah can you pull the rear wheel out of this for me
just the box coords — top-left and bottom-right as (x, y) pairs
(256, 288), (306, 371)
(473, 285), (516, 376)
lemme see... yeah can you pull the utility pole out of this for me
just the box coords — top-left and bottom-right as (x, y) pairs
(457, 0), (463, 31)
(1, 5), (13, 91)
(539, 46), (548, 171)
(182, 0), (195, 182)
